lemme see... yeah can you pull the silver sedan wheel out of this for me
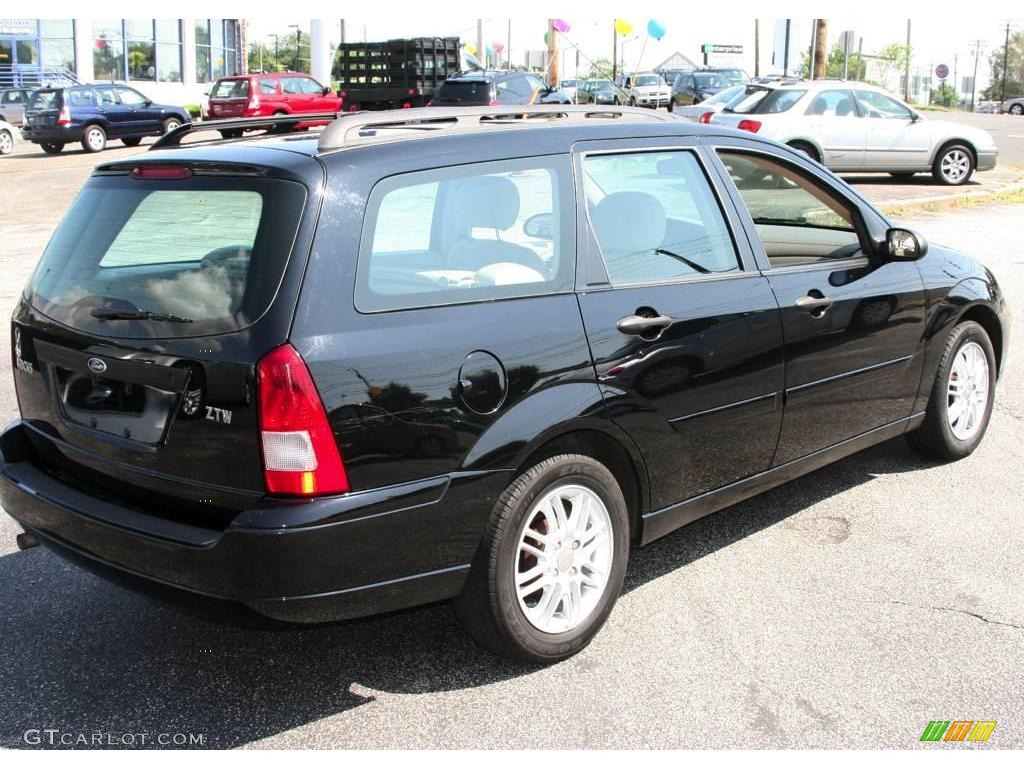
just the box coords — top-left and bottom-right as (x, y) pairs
(940, 148), (971, 183)
(0, 130), (12, 155)
(947, 341), (989, 441)
(514, 483), (613, 634)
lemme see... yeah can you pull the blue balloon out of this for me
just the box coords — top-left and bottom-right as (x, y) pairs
(486, 45), (495, 58)
(647, 19), (666, 40)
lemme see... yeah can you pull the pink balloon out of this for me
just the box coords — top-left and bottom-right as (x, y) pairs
(553, 19), (571, 34)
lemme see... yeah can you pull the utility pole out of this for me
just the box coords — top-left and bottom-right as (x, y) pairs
(507, 20), (511, 70)
(340, 19), (345, 44)
(970, 39), (984, 111)
(903, 19), (912, 102)
(269, 34), (279, 72)
(612, 22), (618, 80)
(546, 20), (558, 88)
(1000, 22), (1011, 104)
(754, 19), (760, 77)
(813, 19), (827, 80)
(809, 19), (817, 79)
(477, 19), (484, 69)
(856, 37), (863, 80)
(783, 19), (791, 75)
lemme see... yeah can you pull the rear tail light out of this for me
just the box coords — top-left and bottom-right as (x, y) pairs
(249, 95), (260, 110)
(257, 343), (349, 497)
(57, 106), (71, 125)
(737, 119), (762, 133)
(698, 111), (714, 124)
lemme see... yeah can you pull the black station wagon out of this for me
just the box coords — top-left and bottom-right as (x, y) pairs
(1, 106), (1009, 663)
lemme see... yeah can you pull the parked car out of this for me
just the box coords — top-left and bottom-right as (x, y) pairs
(431, 70), (572, 106)
(577, 78), (628, 105)
(621, 72), (672, 108)
(668, 70), (732, 111)
(206, 72), (343, 128)
(0, 87), (33, 126)
(0, 117), (15, 155)
(710, 80), (999, 184)
(20, 84), (190, 154)
(711, 66), (751, 86)
(2, 105), (1008, 663)
(1001, 96), (1024, 115)
(671, 83), (746, 121)
(559, 79), (579, 102)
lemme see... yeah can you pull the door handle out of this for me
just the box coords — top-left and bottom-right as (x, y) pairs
(616, 313), (673, 335)
(795, 294), (834, 315)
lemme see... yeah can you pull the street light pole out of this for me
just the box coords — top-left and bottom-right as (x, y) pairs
(903, 20), (912, 103)
(1000, 22), (1011, 105)
(970, 40), (984, 112)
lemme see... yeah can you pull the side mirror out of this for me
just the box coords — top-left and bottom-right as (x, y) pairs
(523, 212), (554, 240)
(885, 227), (928, 260)
(323, 86), (331, 96)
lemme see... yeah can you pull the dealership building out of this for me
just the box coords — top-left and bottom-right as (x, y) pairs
(0, 18), (245, 105)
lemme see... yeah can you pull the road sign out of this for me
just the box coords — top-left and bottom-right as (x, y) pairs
(702, 44), (743, 55)
(935, 63), (949, 80)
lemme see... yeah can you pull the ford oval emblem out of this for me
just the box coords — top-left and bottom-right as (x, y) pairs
(87, 357), (108, 374)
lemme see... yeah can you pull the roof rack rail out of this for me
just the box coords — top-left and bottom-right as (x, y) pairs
(151, 112), (339, 150)
(317, 104), (676, 152)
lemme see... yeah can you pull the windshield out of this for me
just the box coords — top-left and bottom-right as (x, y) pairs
(694, 73), (728, 89)
(435, 80), (490, 103)
(28, 173), (307, 339)
(702, 84), (747, 106)
(635, 75), (663, 86)
(560, 80), (577, 88)
(726, 86), (771, 113)
(719, 69), (749, 85)
(211, 79), (249, 98)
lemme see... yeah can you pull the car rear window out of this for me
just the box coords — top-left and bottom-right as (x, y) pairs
(211, 79), (249, 98)
(27, 90), (60, 110)
(27, 173), (307, 338)
(435, 80), (490, 103)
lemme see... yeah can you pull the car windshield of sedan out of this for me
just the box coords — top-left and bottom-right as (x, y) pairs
(701, 84), (747, 106)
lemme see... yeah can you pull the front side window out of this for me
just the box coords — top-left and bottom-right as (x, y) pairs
(583, 151), (739, 286)
(117, 88), (148, 106)
(855, 90), (913, 119)
(717, 150), (862, 267)
(357, 158), (574, 312)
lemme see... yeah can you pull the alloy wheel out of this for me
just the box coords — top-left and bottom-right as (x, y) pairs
(947, 341), (990, 441)
(514, 483), (613, 634)
(86, 128), (104, 151)
(940, 149), (971, 183)
(0, 131), (11, 155)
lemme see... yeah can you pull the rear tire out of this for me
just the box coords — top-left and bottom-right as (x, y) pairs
(906, 320), (996, 460)
(1010, 104), (1023, 115)
(932, 143), (975, 185)
(454, 454), (630, 663)
(81, 124), (106, 153)
(788, 140), (821, 163)
(0, 129), (12, 155)
(40, 141), (64, 154)
(121, 136), (142, 147)
(218, 129), (243, 139)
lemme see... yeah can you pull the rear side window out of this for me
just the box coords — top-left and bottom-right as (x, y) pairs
(66, 89), (94, 107)
(356, 157), (574, 312)
(212, 79), (249, 98)
(28, 175), (307, 338)
(258, 78), (277, 94)
(583, 151), (739, 285)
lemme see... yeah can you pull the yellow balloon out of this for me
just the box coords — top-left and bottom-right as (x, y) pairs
(465, 42), (477, 55)
(614, 19), (633, 36)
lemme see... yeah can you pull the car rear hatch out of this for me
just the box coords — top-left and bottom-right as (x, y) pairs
(11, 155), (316, 527)
(432, 80), (493, 105)
(23, 88), (63, 128)
(208, 78), (251, 118)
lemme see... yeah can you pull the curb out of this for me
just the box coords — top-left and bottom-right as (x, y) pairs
(877, 176), (1024, 215)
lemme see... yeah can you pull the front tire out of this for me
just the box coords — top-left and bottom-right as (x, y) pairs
(81, 124), (106, 153)
(454, 454), (630, 663)
(906, 320), (996, 460)
(0, 129), (12, 155)
(932, 143), (975, 185)
(1010, 104), (1023, 115)
(162, 117), (182, 134)
(121, 136), (142, 147)
(39, 141), (64, 154)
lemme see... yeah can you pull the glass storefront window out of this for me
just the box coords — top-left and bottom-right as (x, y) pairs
(42, 39), (75, 71)
(94, 31), (124, 80)
(16, 40), (37, 65)
(156, 20), (180, 44)
(196, 47), (211, 83)
(195, 20), (210, 47)
(156, 42), (181, 82)
(128, 40), (155, 80)
(40, 19), (74, 37)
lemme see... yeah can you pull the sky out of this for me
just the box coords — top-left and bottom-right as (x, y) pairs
(245, 15), (1019, 91)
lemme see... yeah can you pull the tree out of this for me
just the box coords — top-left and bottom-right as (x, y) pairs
(982, 29), (1024, 100)
(931, 82), (957, 107)
(585, 57), (615, 80)
(801, 43), (867, 80)
(873, 42), (912, 90)
(247, 29), (308, 74)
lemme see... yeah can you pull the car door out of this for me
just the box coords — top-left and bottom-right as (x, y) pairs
(116, 86), (160, 134)
(854, 89), (932, 169)
(573, 138), (785, 512)
(709, 139), (926, 465)
(279, 76), (304, 111)
(800, 88), (866, 169)
(93, 86), (127, 137)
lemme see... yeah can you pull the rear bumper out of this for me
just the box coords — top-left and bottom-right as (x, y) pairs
(0, 420), (505, 622)
(20, 124), (82, 143)
(976, 148), (998, 172)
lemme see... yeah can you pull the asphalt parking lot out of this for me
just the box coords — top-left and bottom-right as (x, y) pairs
(0, 121), (1022, 749)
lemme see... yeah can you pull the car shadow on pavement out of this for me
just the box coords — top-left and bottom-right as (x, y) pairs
(839, 173), (981, 188)
(0, 436), (935, 749)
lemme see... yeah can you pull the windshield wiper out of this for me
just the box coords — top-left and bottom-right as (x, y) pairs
(655, 248), (710, 274)
(90, 308), (193, 323)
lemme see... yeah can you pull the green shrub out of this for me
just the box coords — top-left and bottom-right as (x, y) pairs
(183, 103), (202, 118)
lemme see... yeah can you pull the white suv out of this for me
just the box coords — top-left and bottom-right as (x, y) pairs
(710, 80), (998, 185)
(622, 72), (672, 109)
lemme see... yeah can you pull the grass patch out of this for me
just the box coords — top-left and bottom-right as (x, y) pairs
(882, 186), (1024, 218)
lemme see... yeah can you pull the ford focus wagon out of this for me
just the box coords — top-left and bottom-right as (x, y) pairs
(1, 106), (1008, 662)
